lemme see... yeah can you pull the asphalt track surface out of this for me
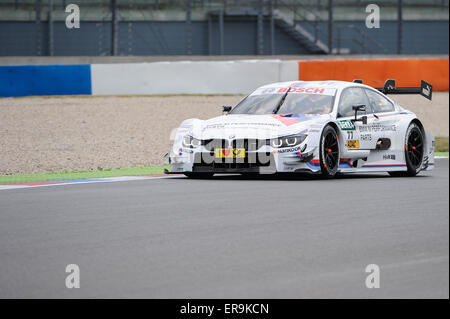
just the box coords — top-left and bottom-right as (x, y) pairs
(0, 159), (448, 298)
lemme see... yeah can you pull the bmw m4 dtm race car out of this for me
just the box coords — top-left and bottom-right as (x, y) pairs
(166, 79), (434, 178)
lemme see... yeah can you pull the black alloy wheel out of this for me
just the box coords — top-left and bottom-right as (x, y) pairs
(389, 123), (424, 177)
(320, 125), (340, 178)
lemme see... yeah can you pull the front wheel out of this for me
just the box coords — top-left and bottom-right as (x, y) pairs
(389, 122), (424, 177)
(319, 125), (340, 178)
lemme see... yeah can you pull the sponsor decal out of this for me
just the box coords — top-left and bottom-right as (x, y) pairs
(250, 86), (289, 96)
(372, 123), (397, 132)
(360, 133), (372, 141)
(277, 145), (302, 154)
(338, 120), (356, 131)
(277, 87), (336, 96)
(215, 148), (245, 158)
(383, 154), (396, 160)
(358, 124), (397, 132)
(346, 140), (360, 149)
(202, 122), (281, 131)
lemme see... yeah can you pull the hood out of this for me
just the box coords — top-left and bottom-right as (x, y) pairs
(191, 114), (330, 139)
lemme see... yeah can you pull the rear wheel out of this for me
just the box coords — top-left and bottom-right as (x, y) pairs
(184, 172), (214, 179)
(319, 125), (340, 178)
(389, 123), (424, 177)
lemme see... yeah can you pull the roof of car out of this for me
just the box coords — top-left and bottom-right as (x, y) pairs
(257, 80), (372, 91)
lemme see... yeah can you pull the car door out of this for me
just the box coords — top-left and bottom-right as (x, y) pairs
(364, 88), (399, 155)
(336, 87), (375, 151)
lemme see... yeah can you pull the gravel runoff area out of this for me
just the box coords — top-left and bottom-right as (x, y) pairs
(0, 93), (448, 175)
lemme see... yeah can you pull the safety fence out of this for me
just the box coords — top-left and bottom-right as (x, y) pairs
(0, 57), (448, 97)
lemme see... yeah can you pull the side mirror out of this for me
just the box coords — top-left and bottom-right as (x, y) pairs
(352, 104), (366, 112)
(351, 105), (367, 124)
(362, 115), (368, 125)
(222, 105), (232, 113)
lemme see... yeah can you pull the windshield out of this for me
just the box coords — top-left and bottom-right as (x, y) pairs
(229, 87), (336, 115)
(277, 93), (334, 114)
(229, 94), (283, 115)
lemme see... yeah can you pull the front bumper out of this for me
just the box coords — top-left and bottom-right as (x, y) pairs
(167, 146), (318, 174)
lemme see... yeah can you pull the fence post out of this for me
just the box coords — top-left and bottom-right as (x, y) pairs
(48, 0), (54, 56)
(208, 14), (213, 55)
(186, 0), (192, 55)
(328, 0), (333, 54)
(269, 0), (275, 55)
(219, 10), (224, 55)
(257, 0), (264, 55)
(397, 0), (402, 54)
(337, 27), (340, 55)
(111, 0), (118, 56)
(35, 0), (41, 56)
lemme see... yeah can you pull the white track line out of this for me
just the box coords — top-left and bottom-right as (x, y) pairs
(0, 175), (181, 191)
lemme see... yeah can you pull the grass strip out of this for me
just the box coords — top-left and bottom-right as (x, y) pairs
(435, 152), (449, 157)
(0, 165), (170, 185)
(435, 136), (449, 153)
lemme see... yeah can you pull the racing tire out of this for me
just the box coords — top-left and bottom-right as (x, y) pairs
(184, 172), (214, 179)
(319, 125), (340, 178)
(389, 122), (424, 177)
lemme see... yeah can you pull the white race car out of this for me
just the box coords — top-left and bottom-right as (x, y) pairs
(166, 79), (434, 178)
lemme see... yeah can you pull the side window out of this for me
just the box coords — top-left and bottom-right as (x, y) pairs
(337, 87), (370, 118)
(365, 89), (395, 113)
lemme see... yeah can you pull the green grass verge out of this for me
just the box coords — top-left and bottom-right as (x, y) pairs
(435, 152), (449, 157)
(435, 136), (449, 153)
(0, 165), (170, 185)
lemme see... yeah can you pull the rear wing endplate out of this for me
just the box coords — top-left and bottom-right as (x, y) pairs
(352, 79), (433, 100)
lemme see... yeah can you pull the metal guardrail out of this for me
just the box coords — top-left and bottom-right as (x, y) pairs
(1, 0), (445, 55)
(336, 24), (388, 54)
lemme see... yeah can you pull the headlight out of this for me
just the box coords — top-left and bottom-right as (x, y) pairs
(182, 135), (201, 148)
(270, 134), (307, 148)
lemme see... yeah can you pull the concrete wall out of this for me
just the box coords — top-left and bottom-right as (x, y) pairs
(91, 60), (298, 95)
(0, 64), (91, 97)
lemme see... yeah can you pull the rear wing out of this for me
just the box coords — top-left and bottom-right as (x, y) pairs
(352, 79), (432, 100)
